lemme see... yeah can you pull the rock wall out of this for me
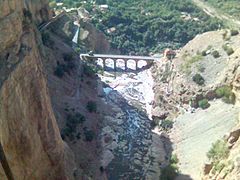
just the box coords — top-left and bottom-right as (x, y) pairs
(0, 0), (73, 179)
(202, 42), (240, 180)
(151, 30), (240, 179)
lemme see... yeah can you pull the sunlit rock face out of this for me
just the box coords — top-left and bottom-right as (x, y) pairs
(0, 0), (72, 179)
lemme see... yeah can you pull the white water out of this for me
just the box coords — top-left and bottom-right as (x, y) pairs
(72, 26), (79, 44)
(98, 59), (164, 179)
(99, 60), (155, 119)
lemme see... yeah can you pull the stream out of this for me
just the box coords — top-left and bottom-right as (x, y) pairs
(98, 60), (166, 179)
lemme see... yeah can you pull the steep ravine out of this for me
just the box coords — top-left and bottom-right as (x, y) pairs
(97, 61), (168, 179)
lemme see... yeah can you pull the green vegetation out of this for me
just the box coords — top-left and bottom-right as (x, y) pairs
(61, 111), (86, 140)
(205, 0), (240, 19)
(215, 85), (235, 104)
(41, 32), (54, 47)
(211, 50), (220, 58)
(201, 50), (207, 56)
(83, 64), (97, 77)
(181, 54), (203, 74)
(54, 64), (65, 77)
(222, 44), (234, 56)
(83, 128), (95, 142)
(192, 73), (205, 86)
(160, 119), (173, 131)
(198, 99), (210, 109)
(161, 154), (179, 180)
(86, 101), (97, 113)
(93, 0), (222, 54)
(54, 53), (75, 78)
(207, 140), (229, 167)
(23, 9), (32, 25)
(53, 0), (223, 54)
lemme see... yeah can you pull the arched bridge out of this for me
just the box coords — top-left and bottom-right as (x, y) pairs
(80, 54), (159, 71)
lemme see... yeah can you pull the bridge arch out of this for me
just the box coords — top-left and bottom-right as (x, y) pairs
(97, 58), (104, 67)
(116, 59), (126, 70)
(137, 60), (147, 69)
(104, 58), (115, 70)
(126, 59), (138, 70)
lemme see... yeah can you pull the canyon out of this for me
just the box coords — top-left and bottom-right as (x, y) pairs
(1, 0), (240, 180)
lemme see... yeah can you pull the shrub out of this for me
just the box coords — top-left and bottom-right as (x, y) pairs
(198, 99), (210, 109)
(222, 45), (234, 56)
(181, 54), (203, 73)
(160, 119), (173, 131)
(207, 140), (229, 164)
(41, 32), (54, 46)
(63, 53), (74, 62)
(230, 29), (239, 36)
(215, 86), (235, 104)
(201, 50), (207, 56)
(84, 129), (95, 142)
(66, 113), (85, 132)
(161, 154), (179, 180)
(83, 64), (95, 77)
(23, 9), (32, 20)
(160, 165), (178, 180)
(211, 50), (220, 58)
(61, 112), (86, 140)
(192, 73), (205, 85)
(54, 64), (64, 78)
(170, 154), (179, 164)
(86, 101), (97, 113)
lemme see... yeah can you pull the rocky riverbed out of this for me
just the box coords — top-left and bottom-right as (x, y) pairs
(97, 60), (167, 179)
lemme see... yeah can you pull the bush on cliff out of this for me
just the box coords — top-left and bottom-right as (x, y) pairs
(198, 99), (210, 109)
(86, 101), (97, 113)
(84, 129), (95, 142)
(211, 50), (220, 58)
(207, 140), (229, 165)
(160, 119), (173, 131)
(161, 154), (179, 180)
(215, 86), (235, 104)
(222, 44), (234, 56)
(192, 73), (205, 86)
(54, 64), (65, 78)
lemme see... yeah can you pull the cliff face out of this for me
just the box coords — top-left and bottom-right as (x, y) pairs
(151, 30), (240, 179)
(0, 0), (73, 179)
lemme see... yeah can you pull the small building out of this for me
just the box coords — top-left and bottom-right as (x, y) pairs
(107, 27), (116, 34)
(99, 4), (109, 11)
(164, 48), (176, 60)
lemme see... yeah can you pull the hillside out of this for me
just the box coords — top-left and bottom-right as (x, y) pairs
(205, 0), (240, 19)
(151, 29), (240, 179)
(50, 0), (223, 54)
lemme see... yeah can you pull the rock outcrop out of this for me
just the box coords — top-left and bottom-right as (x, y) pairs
(0, 0), (74, 179)
(151, 30), (240, 179)
(202, 35), (240, 180)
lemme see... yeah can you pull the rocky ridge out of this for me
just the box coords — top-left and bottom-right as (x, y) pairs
(151, 30), (240, 179)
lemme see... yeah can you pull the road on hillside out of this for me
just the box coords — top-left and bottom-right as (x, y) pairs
(192, 0), (240, 28)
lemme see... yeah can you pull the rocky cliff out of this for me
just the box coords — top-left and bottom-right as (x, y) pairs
(0, 0), (74, 179)
(151, 30), (240, 179)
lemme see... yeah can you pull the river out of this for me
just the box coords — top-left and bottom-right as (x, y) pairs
(98, 60), (167, 179)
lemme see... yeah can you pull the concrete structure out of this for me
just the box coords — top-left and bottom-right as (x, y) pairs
(80, 54), (158, 71)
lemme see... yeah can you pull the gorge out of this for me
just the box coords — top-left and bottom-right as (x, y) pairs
(1, 0), (240, 180)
